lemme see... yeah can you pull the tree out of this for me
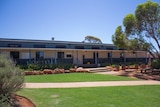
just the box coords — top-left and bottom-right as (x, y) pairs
(83, 35), (102, 44)
(123, 1), (160, 58)
(0, 54), (24, 106)
(112, 26), (128, 64)
(112, 26), (128, 49)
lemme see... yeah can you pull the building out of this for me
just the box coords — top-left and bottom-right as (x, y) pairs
(0, 38), (148, 67)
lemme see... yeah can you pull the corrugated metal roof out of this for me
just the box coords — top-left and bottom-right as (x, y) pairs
(0, 38), (115, 46)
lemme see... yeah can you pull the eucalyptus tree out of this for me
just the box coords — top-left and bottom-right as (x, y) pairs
(112, 26), (128, 64)
(112, 26), (128, 49)
(83, 35), (102, 44)
(123, 1), (160, 58)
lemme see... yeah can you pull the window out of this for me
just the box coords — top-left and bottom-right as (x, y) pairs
(8, 44), (21, 47)
(22, 52), (30, 59)
(66, 54), (72, 58)
(34, 44), (45, 48)
(36, 51), (44, 59)
(92, 47), (99, 49)
(56, 45), (66, 48)
(75, 46), (84, 49)
(57, 52), (64, 59)
(106, 48), (113, 50)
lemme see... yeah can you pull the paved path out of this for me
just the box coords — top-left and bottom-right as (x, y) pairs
(24, 80), (160, 88)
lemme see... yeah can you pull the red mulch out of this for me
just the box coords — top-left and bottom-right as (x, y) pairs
(14, 95), (36, 107)
(119, 70), (160, 81)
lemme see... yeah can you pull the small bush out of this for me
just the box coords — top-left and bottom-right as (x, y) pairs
(0, 54), (24, 106)
(26, 63), (73, 70)
(100, 62), (110, 67)
(151, 59), (160, 69)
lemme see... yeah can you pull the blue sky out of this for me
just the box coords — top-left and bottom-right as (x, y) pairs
(0, 0), (160, 44)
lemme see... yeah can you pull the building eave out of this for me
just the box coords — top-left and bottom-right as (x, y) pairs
(0, 38), (114, 46)
(0, 47), (146, 52)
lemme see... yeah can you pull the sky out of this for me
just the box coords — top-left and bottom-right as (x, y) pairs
(0, 0), (160, 44)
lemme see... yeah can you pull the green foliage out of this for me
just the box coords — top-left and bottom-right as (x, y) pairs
(26, 63), (73, 70)
(123, 14), (137, 35)
(0, 54), (24, 106)
(83, 35), (102, 44)
(113, 1), (160, 58)
(128, 38), (150, 51)
(112, 26), (128, 49)
(27, 63), (44, 70)
(110, 64), (116, 68)
(151, 59), (160, 69)
(100, 62), (110, 67)
(135, 1), (159, 29)
(122, 1), (160, 58)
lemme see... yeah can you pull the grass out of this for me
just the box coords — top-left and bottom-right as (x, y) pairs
(25, 73), (138, 82)
(18, 85), (160, 107)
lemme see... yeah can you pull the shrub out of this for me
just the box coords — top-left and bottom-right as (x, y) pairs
(100, 62), (109, 67)
(151, 59), (160, 69)
(0, 54), (24, 106)
(26, 63), (73, 70)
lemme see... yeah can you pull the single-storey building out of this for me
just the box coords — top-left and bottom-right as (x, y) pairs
(0, 38), (149, 67)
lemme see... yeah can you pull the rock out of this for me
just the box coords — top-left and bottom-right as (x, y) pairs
(43, 69), (53, 74)
(76, 67), (89, 73)
(69, 68), (76, 73)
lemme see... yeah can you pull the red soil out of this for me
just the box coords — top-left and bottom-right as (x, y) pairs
(15, 95), (36, 107)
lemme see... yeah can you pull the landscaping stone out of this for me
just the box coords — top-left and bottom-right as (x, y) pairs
(43, 69), (53, 74)
(69, 68), (76, 73)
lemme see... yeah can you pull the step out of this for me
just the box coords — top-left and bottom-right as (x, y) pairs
(84, 67), (110, 72)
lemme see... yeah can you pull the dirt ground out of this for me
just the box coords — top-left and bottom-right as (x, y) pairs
(117, 70), (160, 81)
(14, 95), (36, 107)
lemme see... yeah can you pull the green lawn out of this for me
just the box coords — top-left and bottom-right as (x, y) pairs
(18, 85), (160, 107)
(25, 73), (138, 82)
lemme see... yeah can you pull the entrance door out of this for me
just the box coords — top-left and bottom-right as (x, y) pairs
(10, 51), (19, 64)
(10, 51), (19, 59)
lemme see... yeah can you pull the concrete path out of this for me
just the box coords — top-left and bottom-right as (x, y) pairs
(24, 80), (160, 88)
